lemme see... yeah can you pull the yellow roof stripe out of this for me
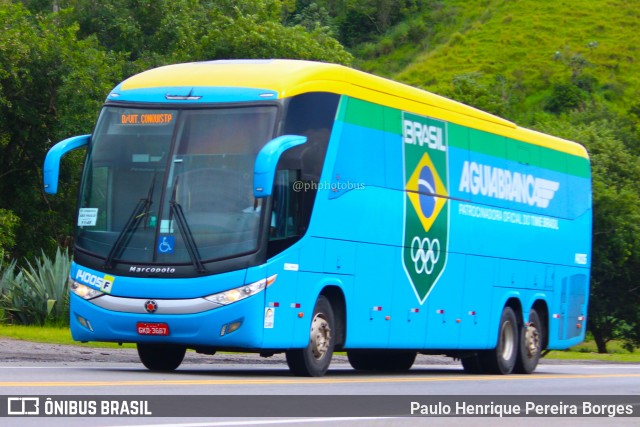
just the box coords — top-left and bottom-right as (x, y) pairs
(120, 60), (588, 159)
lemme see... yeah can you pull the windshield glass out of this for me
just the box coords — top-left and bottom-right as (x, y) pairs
(77, 105), (277, 267)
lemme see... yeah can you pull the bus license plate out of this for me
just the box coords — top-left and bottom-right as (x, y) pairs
(137, 322), (169, 336)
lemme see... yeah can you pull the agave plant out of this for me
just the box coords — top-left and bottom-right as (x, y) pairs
(0, 275), (43, 325)
(0, 248), (71, 325)
(0, 260), (37, 325)
(0, 255), (18, 294)
(22, 247), (71, 324)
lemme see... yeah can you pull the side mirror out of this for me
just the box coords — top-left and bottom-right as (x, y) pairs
(253, 135), (307, 198)
(43, 134), (90, 194)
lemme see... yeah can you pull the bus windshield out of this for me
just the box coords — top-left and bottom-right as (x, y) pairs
(76, 105), (277, 267)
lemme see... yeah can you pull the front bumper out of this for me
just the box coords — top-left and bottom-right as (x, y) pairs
(70, 291), (265, 348)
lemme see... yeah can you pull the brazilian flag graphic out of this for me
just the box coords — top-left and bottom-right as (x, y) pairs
(402, 112), (449, 303)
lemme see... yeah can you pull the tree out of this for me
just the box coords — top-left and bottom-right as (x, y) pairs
(1, 0), (355, 264)
(545, 83), (587, 114)
(535, 117), (640, 353)
(0, 2), (124, 259)
(287, 1), (419, 47)
(289, 2), (337, 35)
(0, 209), (19, 264)
(444, 73), (515, 118)
(61, 0), (352, 66)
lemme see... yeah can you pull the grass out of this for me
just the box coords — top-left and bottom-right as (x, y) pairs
(545, 339), (640, 362)
(545, 350), (640, 363)
(0, 324), (135, 349)
(358, 0), (640, 113)
(1, 324), (638, 362)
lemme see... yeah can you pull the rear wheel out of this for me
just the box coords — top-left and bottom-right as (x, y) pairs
(348, 350), (417, 371)
(137, 343), (186, 371)
(286, 295), (335, 377)
(515, 309), (543, 374)
(482, 306), (518, 374)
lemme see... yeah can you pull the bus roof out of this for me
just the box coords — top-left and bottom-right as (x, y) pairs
(119, 59), (588, 159)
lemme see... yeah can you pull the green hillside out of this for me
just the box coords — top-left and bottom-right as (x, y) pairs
(355, 0), (640, 353)
(358, 0), (640, 120)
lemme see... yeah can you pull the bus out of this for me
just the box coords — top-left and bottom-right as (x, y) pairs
(44, 59), (592, 376)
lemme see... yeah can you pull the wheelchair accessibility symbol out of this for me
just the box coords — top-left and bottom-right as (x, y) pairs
(158, 236), (175, 254)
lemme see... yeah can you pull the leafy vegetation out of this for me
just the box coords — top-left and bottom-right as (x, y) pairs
(0, 0), (352, 263)
(1, 1), (124, 261)
(0, 210), (19, 263)
(0, 248), (71, 325)
(533, 112), (640, 353)
(285, 0), (420, 47)
(387, 0), (640, 111)
(1, 0), (639, 355)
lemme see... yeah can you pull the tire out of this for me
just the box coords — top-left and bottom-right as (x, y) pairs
(482, 306), (519, 374)
(286, 295), (335, 377)
(137, 343), (186, 371)
(348, 350), (416, 371)
(347, 350), (377, 370)
(515, 309), (543, 374)
(461, 354), (484, 374)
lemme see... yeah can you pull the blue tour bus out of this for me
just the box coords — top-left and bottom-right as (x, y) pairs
(44, 60), (592, 376)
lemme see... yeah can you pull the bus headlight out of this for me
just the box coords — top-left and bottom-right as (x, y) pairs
(69, 279), (104, 300)
(204, 274), (277, 306)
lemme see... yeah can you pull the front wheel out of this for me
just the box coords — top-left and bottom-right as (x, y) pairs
(286, 295), (335, 377)
(137, 343), (186, 371)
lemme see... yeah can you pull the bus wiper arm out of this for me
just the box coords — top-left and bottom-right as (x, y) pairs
(169, 176), (205, 273)
(104, 174), (156, 269)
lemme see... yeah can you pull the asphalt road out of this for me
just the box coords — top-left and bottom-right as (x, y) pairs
(1, 339), (639, 426)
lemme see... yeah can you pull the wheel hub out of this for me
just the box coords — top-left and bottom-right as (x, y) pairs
(500, 320), (515, 361)
(525, 322), (540, 357)
(310, 313), (331, 360)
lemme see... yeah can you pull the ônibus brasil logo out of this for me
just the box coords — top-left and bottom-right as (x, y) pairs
(402, 112), (449, 303)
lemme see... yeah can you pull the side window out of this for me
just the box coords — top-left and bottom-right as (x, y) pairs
(267, 92), (339, 258)
(270, 170), (302, 240)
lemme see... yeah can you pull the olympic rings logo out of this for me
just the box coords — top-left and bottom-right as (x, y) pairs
(410, 236), (440, 275)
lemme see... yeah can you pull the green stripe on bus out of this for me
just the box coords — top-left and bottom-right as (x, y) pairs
(338, 97), (389, 133)
(339, 96), (590, 178)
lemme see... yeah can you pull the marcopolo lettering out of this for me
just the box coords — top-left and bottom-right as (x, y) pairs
(459, 161), (560, 208)
(403, 119), (446, 152)
(129, 266), (177, 274)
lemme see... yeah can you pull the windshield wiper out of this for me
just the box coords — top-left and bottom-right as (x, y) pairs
(169, 176), (205, 273)
(104, 174), (157, 269)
